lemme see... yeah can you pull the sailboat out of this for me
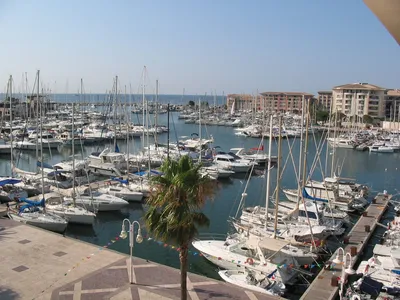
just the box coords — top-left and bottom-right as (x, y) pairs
(40, 78), (96, 225)
(7, 72), (68, 233)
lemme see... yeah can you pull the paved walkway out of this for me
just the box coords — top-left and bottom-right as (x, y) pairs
(0, 218), (279, 300)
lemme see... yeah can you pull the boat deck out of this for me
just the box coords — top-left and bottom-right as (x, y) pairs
(300, 193), (391, 300)
(0, 217), (280, 300)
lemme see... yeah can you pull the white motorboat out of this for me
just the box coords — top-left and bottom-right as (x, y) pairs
(192, 236), (299, 284)
(28, 132), (63, 149)
(213, 153), (253, 173)
(369, 145), (395, 153)
(88, 148), (127, 177)
(200, 165), (235, 179)
(327, 137), (355, 149)
(230, 147), (276, 164)
(218, 269), (286, 296)
(65, 190), (129, 212)
(356, 244), (400, 289)
(13, 140), (37, 151)
(98, 184), (143, 202)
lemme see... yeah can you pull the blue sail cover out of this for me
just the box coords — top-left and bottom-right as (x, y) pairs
(0, 178), (22, 186)
(111, 177), (129, 185)
(18, 198), (45, 214)
(302, 188), (328, 203)
(133, 170), (163, 177)
(37, 161), (53, 169)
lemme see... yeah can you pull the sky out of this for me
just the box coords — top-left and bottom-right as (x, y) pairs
(1, 0), (399, 95)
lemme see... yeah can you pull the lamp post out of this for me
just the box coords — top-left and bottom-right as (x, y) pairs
(119, 219), (143, 284)
(332, 247), (345, 264)
(333, 247), (356, 300)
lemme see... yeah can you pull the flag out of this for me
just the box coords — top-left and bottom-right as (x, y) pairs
(115, 144), (120, 153)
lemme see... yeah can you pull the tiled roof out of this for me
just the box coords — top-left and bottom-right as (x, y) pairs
(333, 83), (386, 90)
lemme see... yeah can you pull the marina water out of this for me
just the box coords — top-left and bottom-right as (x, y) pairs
(2, 110), (399, 297)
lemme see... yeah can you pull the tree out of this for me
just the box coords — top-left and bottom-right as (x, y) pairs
(144, 156), (216, 300)
(363, 114), (374, 124)
(188, 100), (195, 107)
(316, 110), (329, 122)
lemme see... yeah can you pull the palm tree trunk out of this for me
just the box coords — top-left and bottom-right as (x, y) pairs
(179, 244), (188, 300)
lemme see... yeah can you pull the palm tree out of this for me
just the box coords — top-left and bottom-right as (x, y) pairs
(144, 155), (216, 300)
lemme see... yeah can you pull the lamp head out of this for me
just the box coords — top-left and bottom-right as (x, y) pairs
(345, 267), (356, 275)
(136, 228), (143, 244)
(119, 224), (128, 240)
(332, 254), (342, 265)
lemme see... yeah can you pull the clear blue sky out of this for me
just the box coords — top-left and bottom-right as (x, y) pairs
(1, 0), (399, 95)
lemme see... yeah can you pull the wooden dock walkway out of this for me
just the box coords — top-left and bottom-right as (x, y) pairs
(300, 193), (391, 300)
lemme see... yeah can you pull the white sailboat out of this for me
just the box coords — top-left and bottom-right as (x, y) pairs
(46, 88), (96, 226)
(7, 72), (68, 234)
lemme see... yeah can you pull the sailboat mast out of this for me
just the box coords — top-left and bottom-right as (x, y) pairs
(264, 115), (273, 230)
(324, 99), (333, 174)
(36, 71), (40, 170)
(154, 79), (159, 146)
(126, 85), (130, 171)
(273, 116), (282, 239)
(114, 76), (118, 151)
(297, 95), (305, 207)
(301, 99), (317, 250)
(38, 71), (45, 200)
(9, 76), (14, 178)
(198, 97), (201, 161)
(142, 67), (146, 145)
(331, 109), (338, 177)
(167, 103), (170, 161)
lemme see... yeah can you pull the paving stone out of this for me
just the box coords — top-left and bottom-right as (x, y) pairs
(53, 251), (67, 257)
(12, 265), (29, 272)
(18, 239), (31, 244)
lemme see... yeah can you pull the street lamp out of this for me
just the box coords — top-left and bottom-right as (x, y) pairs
(120, 219), (143, 284)
(343, 252), (356, 275)
(336, 249), (356, 300)
(332, 247), (345, 264)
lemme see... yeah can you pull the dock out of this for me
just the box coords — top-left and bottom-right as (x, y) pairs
(300, 193), (390, 300)
(0, 217), (280, 300)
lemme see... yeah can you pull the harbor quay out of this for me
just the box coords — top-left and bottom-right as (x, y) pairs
(300, 193), (391, 300)
(0, 217), (279, 300)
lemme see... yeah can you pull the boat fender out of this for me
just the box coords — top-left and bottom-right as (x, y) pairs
(364, 264), (370, 275)
(351, 295), (361, 300)
(246, 258), (254, 265)
(238, 227), (244, 234)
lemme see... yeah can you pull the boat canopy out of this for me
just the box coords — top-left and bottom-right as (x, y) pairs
(0, 178), (22, 186)
(247, 236), (289, 252)
(302, 188), (328, 203)
(37, 161), (53, 169)
(111, 177), (129, 185)
(133, 170), (163, 177)
(18, 198), (45, 213)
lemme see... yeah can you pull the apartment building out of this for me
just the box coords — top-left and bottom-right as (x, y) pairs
(317, 91), (332, 111)
(259, 92), (313, 113)
(332, 83), (386, 118)
(385, 89), (400, 119)
(226, 94), (260, 111)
